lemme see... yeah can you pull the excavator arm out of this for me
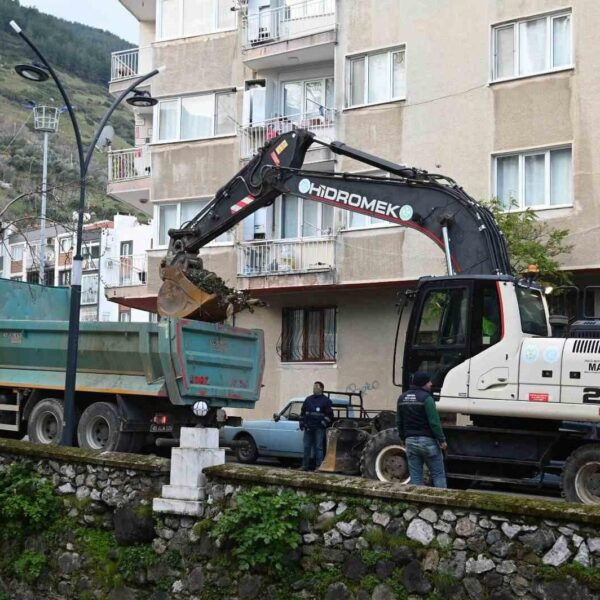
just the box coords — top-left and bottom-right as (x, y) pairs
(158, 129), (511, 319)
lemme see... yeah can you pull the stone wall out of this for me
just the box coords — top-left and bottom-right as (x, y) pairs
(3, 440), (600, 600)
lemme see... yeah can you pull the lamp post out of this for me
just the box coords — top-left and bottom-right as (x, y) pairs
(10, 20), (161, 446)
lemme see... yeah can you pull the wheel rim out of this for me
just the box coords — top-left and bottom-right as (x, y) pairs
(83, 415), (111, 450)
(35, 410), (60, 444)
(574, 461), (600, 504)
(374, 444), (410, 483)
(237, 439), (254, 460)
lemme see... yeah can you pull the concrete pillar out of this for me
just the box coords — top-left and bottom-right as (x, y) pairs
(152, 427), (224, 516)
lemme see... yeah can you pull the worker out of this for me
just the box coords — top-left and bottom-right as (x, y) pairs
(300, 381), (334, 471)
(396, 371), (447, 488)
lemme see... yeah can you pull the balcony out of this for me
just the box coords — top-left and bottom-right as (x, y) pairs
(107, 147), (152, 216)
(242, 0), (336, 70)
(237, 237), (336, 291)
(109, 46), (153, 96)
(106, 254), (148, 287)
(240, 110), (335, 161)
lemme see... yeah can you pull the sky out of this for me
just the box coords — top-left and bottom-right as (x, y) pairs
(20, 0), (139, 44)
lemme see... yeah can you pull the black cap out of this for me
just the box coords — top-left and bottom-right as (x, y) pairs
(412, 371), (431, 387)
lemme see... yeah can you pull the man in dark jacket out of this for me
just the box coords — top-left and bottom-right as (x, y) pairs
(300, 381), (334, 471)
(397, 371), (447, 488)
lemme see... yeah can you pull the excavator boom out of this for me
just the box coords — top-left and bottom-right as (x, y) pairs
(158, 129), (510, 319)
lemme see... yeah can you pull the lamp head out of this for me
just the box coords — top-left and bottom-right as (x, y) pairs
(126, 89), (158, 108)
(14, 63), (49, 82)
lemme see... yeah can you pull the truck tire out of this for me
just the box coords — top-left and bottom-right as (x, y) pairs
(561, 444), (600, 504)
(28, 398), (64, 445)
(235, 434), (258, 464)
(77, 402), (141, 453)
(360, 428), (410, 483)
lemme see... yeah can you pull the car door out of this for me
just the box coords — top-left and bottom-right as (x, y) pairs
(264, 400), (304, 457)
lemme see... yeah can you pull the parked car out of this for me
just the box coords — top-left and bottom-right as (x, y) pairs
(220, 394), (361, 464)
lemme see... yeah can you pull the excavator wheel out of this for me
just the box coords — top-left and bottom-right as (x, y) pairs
(360, 428), (410, 483)
(561, 444), (600, 504)
(157, 265), (227, 322)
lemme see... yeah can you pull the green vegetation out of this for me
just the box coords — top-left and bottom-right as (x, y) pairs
(486, 198), (572, 286)
(0, 463), (60, 539)
(213, 486), (304, 572)
(119, 544), (157, 581)
(538, 563), (600, 591)
(13, 550), (46, 584)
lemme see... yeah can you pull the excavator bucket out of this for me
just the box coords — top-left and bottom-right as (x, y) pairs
(319, 423), (369, 475)
(157, 265), (229, 322)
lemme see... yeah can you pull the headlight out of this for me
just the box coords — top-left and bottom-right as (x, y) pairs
(192, 401), (209, 417)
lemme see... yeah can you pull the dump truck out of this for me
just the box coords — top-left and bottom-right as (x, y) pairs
(0, 278), (264, 452)
(150, 129), (600, 504)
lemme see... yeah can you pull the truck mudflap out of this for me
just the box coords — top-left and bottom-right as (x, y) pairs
(160, 318), (264, 409)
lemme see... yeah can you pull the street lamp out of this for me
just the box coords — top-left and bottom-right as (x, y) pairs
(10, 20), (162, 446)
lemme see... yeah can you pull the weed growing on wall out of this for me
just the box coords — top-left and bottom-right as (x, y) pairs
(13, 551), (47, 584)
(212, 486), (303, 572)
(0, 464), (59, 540)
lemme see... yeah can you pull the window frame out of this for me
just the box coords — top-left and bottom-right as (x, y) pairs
(280, 76), (335, 119)
(492, 144), (573, 211)
(156, 0), (237, 42)
(280, 306), (337, 363)
(491, 10), (573, 83)
(276, 194), (334, 239)
(81, 273), (99, 306)
(346, 46), (407, 109)
(9, 243), (24, 262)
(154, 90), (237, 144)
(155, 200), (234, 249)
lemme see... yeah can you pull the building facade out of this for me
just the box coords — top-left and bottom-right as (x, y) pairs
(2, 215), (153, 323)
(107, 0), (600, 418)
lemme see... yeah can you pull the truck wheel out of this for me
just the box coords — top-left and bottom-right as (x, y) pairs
(28, 398), (64, 445)
(77, 402), (139, 453)
(562, 444), (600, 504)
(360, 428), (410, 483)
(235, 434), (258, 464)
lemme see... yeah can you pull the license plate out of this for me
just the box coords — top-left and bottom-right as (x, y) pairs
(150, 424), (173, 433)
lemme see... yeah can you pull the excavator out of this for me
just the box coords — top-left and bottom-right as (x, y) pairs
(157, 129), (600, 504)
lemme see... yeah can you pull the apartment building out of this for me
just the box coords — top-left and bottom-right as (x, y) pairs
(107, 0), (599, 418)
(2, 215), (152, 323)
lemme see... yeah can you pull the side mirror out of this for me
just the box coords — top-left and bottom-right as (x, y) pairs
(273, 413), (280, 422)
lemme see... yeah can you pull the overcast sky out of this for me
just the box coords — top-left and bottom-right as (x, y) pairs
(20, 1), (139, 44)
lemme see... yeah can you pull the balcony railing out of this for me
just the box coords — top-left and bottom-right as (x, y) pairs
(243, 0), (335, 49)
(110, 46), (153, 82)
(106, 254), (148, 287)
(108, 147), (151, 183)
(240, 109), (335, 159)
(238, 237), (335, 276)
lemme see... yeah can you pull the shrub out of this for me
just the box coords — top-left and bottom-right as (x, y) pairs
(13, 551), (46, 583)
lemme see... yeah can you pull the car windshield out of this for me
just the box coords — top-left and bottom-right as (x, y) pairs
(280, 401), (304, 421)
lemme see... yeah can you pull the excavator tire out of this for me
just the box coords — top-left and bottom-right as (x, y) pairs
(360, 428), (410, 483)
(561, 443), (600, 504)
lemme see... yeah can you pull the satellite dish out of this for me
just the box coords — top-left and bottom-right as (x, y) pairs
(96, 124), (115, 152)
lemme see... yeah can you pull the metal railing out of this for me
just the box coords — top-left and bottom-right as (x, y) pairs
(240, 109), (335, 159)
(238, 237), (335, 276)
(243, 0), (335, 48)
(108, 147), (151, 183)
(110, 47), (153, 82)
(106, 254), (148, 287)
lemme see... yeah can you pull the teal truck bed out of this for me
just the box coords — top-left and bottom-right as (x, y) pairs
(0, 280), (264, 448)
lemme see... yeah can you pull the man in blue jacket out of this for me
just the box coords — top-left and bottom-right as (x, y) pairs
(300, 381), (334, 471)
(397, 371), (447, 488)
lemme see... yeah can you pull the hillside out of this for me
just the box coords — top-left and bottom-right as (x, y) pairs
(0, 0), (141, 235)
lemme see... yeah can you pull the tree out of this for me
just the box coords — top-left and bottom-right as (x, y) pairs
(485, 199), (573, 287)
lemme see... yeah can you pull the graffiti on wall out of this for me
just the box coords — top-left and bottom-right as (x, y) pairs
(345, 380), (380, 396)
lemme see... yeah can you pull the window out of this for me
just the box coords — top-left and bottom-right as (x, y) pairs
(82, 242), (100, 271)
(282, 77), (334, 120)
(415, 288), (469, 347)
(281, 307), (336, 362)
(279, 195), (333, 238)
(10, 245), (23, 261)
(156, 91), (236, 142)
(516, 286), (548, 336)
(279, 401), (304, 421)
(492, 11), (571, 81)
(59, 237), (72, 253)
(494, 147), (572, 209)
(81, 274), (99, 305)
(59, 270), (71, 286)
(157, 0), (236, 41)
(347, 47), (406, 107)
(80, 306), (98, 322)
(119, 309), (132, 323)
(157, 201), (232, 247)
